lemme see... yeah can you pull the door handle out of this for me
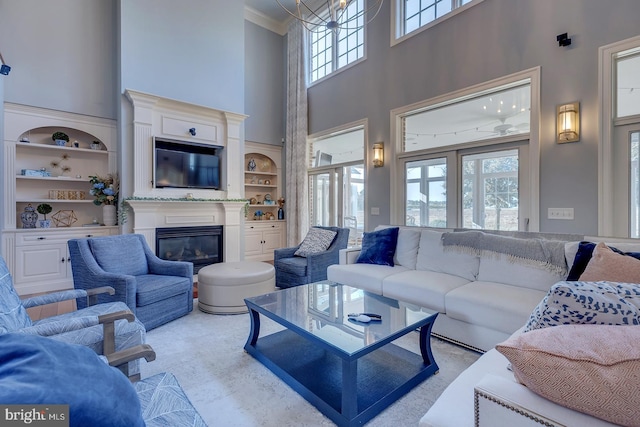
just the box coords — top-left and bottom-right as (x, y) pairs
(37, 237), (46, 240)
(61, 258), (65, 263)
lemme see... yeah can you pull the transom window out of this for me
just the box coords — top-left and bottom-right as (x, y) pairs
(396, 0), (479, 41)
(309, 1), (365, 83)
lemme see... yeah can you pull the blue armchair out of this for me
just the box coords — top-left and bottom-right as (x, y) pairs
(68, 234), (194, 331)
(274, 226), (350, 288)
(0, 254), (146, 378)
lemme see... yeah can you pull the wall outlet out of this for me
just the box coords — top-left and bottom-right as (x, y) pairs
(548, 208), (574, 220)
(371, 207), (380, 215)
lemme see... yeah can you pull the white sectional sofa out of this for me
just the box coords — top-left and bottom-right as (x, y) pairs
(327, 226), (579, 352)
(327, 226), (640, 427)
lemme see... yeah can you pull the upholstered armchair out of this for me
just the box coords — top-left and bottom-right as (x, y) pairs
(274, 226), (350, 289)
(0, 255), (146, 378)
(68, 234), (194, 331)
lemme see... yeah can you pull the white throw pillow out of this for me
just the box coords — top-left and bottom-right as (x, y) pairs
(415, 230), (480, 281)
(294, 228), (337, 257)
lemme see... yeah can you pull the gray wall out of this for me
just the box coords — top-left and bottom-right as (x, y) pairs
(0, 0), (118, 118)
(307, 0), (640, 235)
(244, 20), (285, 146)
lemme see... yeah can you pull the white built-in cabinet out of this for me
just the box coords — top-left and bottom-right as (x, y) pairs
(1, 103), (119, 295)
(244, 141), (286, 261)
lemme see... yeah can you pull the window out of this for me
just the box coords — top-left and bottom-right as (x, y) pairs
(599, 36), (640, 237)
(308, 125), (366, 245)
(309, 1), (365, 84)
(392, 69), (540, 231)
(395, 0), (481, 42)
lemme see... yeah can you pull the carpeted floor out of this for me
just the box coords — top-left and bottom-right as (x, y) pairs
(141, 301), (480, 426)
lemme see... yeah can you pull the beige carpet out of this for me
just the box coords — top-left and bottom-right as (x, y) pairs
(141, 301), (480, 426)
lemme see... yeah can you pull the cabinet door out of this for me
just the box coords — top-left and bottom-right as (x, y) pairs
(262, 226), (283, 255)
(15, 243), (68, 283)
(245, 228), (265, 258)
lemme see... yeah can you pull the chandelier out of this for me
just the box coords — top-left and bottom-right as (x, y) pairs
(276, 0), (384, 33)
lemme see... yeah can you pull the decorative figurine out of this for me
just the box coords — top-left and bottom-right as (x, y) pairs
(20, 204), (39, 228)
(248, 158), (256, 171)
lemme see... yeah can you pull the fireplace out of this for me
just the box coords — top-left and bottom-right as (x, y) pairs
(156, 226), (223, 274)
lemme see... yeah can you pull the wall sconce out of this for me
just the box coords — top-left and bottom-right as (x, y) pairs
(557, 102), (580, 143)
(372, 142), (384, 167)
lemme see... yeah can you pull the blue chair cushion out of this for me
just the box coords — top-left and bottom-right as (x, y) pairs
(356, 227), (399, 267)
(89, 235), (149, 276)
(0, 257), (32, 333)
(135, 275), (192, 306)
(275, 257), (308, 277)
(0, 333), (144, 427)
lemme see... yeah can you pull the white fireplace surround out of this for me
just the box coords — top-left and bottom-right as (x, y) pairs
(125, 90), (247, 262)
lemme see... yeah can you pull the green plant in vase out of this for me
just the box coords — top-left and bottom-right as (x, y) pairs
(52, 131), (69, 146)
(37, 203), (53, 228)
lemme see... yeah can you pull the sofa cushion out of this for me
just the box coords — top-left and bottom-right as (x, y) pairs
(294, 227), (337, 257)
(135, 274), (192, 306)
(382, 270), (470, 313)
(579, 242), (640, 282)
(89, 235), (149, 276)
(327, 264), (408, 294)
(356, 227), (399, 266)
(477, 253), (565, 293)
(496, 324), (640, 427)
(523, 281), (640, 332)
(565, 240), (640, 280)
(275, 256), (308, 277)
(0, 333), (144, 427)
(394, 228), (421, 269)
(416, 230), (479, 281)
(446, 281), (547, 334)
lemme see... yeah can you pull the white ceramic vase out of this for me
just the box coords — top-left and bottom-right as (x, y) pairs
(102, 204), (117, 226)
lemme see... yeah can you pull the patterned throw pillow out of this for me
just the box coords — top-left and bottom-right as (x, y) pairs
(497, 324), (640, 426)
(294, 228), (337, 257)
(523, 281), (640, 332)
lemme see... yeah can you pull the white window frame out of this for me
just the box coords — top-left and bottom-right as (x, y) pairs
(390, 67), (541, 230)
(308, 2), (368, 86)
(308, 119), (368, 230)
(599, 34), (640, 236)
(391, 0), (484, 47)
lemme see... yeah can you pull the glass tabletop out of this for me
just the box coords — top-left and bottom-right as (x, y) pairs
(245, 281), (436, 356)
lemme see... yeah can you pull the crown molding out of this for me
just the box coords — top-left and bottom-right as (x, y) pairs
(244, 6), (288, 36)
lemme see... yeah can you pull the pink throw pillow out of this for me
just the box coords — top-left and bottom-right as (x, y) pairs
(496, 324), (640, 426)
(580, 242), (640, 282)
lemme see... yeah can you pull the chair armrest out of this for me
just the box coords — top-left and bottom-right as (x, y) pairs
(105, 344), (156, 367)
(21, 289), (88, 309)
(274, 246), (300, 261)
(147, 257), (193, 278)
(339, 247), (362, 264)
(98, 310), (136, 355)
(20, 316), (101, 336)
(86, 286), (115, 306)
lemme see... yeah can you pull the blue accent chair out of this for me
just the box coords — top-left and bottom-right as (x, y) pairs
(274, 226), (350, 289)
(68, 234), (194, 331)
(0, 254), (146, 377)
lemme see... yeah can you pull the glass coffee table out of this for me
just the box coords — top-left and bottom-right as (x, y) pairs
(244, 281), (439, 427)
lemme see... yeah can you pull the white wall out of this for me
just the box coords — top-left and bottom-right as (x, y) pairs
(307, 0), (640, 235)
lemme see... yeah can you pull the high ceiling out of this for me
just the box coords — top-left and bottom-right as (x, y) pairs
(245, 0), (292, 24)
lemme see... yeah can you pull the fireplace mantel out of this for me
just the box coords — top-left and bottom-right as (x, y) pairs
(126, 199), (245, 263)
(124, 90), (248, 264)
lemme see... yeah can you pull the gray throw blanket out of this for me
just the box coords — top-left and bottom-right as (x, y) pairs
(442, 230), (568, 276)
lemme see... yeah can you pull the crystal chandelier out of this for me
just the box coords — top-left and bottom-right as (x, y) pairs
(276, 0), (384, 33)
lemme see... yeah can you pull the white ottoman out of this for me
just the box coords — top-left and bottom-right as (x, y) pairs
(197, 261), (275, 314)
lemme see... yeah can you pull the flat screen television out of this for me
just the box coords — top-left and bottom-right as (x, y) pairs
(154, 138), (220, 190)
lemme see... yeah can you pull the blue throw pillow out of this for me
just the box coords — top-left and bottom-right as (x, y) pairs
(356, 227), (399, 266)
(0, 333), (144, 427)
(567, 241), (640, 280)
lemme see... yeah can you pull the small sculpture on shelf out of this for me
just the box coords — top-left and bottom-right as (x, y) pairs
(52, 210), (78, 227)
(277, 197), (285, 220)
(248, 158), (256, 171)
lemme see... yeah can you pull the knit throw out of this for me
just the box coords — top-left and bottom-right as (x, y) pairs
(442, 231), (568, 276)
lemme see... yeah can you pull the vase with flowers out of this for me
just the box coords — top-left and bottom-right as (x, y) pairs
(89, 174), (119, 226)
